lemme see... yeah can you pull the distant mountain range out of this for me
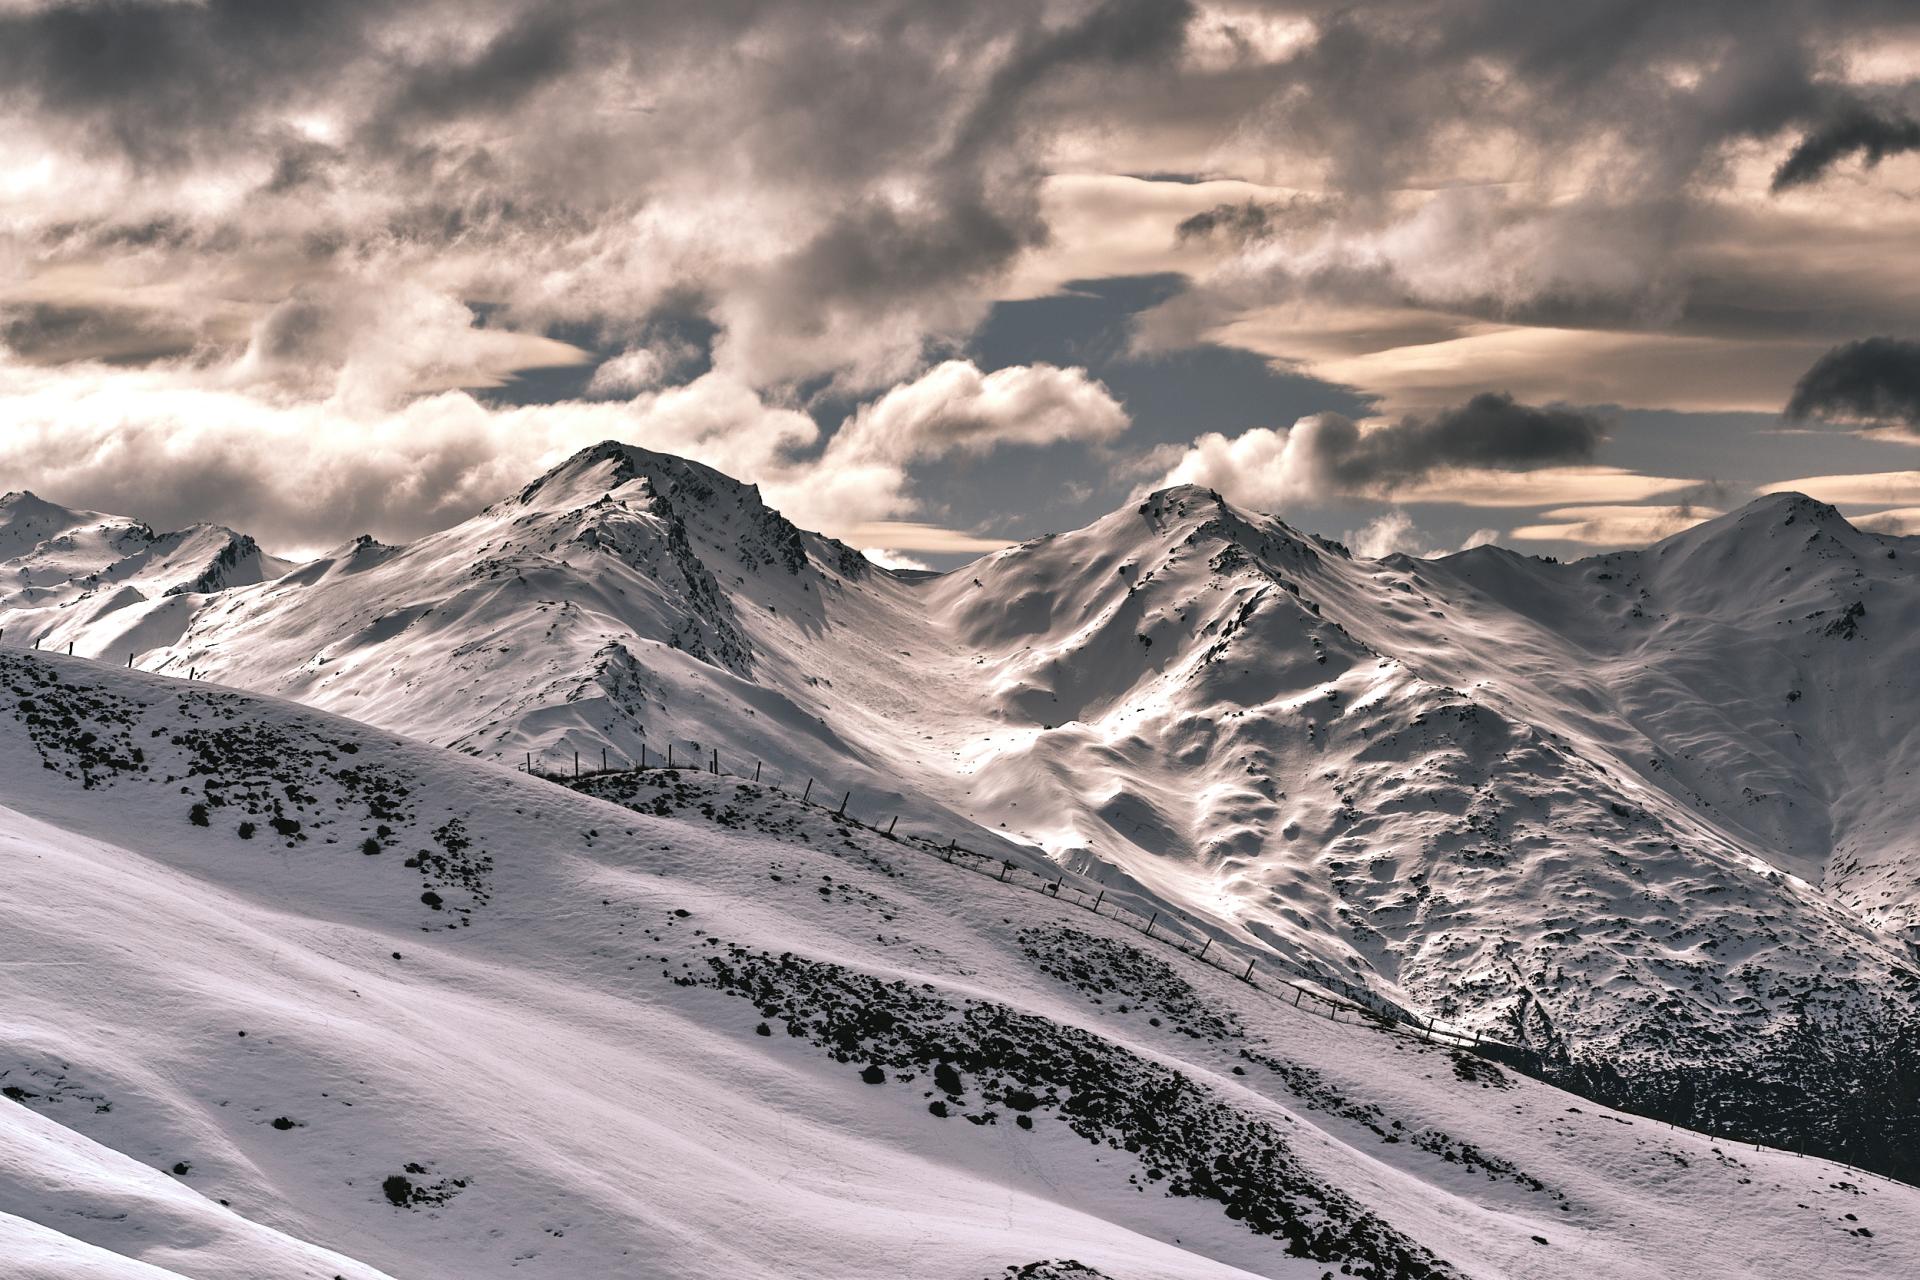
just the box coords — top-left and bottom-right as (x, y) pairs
(8, 441), (1920, 1181)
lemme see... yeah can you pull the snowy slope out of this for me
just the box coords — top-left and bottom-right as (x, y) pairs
(2, 651), (1916, 1279)
(8, 445), (1920, 1179)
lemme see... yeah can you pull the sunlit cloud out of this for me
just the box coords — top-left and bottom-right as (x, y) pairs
(1508, 503), (1722, 545)
(1762, 471), (1920, 506)
(846, 522), (1016, 555)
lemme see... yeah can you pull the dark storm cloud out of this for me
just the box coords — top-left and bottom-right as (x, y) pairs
(377, 9), (579, 131)
(1784, 337), (1920, 430)
(0, 0), (385, 164)
(0, 302), (202, 366)
(1314, 393), (1605, 490)
(1117, 1), (1920, 399)
(729, 0), (1194, 379)
(1320, 0), (1920, 187)
(1150, 390), (1612, 507)
(1175, 196), (1341, 244)
(1771, 105), (1920, 191)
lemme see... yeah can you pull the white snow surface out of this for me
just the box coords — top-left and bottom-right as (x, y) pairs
(1, 651), (1915, 1279)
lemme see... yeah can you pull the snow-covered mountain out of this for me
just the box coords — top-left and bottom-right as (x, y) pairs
(7, 442), (1920, 1182)
(3, 650), (1915, 1279)
(0, 489), (291, 660)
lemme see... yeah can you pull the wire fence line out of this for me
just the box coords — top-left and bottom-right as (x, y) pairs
(520, 745), (1530, 1063)
(5, 642), (1499, 1054)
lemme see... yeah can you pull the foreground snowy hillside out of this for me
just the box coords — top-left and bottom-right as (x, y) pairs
(2, 651), (1915, 1279)
(7, 443), (1920, 1179)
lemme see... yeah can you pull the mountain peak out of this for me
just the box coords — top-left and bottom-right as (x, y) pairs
(1744, 490), (1848, 524)
(0, 488), (83, 523)
(1655, 490), (1865, 560)
(516, 439), (764, 514)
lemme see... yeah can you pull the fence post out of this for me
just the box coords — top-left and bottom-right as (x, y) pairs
(836, 790), (849, 817)
(1198, 937), (1211, 960)
(711, 748), (718, 775)
(1093, 889), (1104, 912)
(803, 779), (813, 803)
(573, 750), (579, 778)
(1243, 958), (1256, 982)
(127, 652), (133, 667)
(886, 815), (897, 835)
(944, 839), (954, 860)
(668, 744), (674, 769)
(641, 743), (647, 769)
(526, 750), (532, 772)
(754, 761), (762, 782)
(1145, 911), (1157, 938)
(68, 641), (73, 654)
(602, 747), (608, 772)
(1293, 988), (1303, 1007)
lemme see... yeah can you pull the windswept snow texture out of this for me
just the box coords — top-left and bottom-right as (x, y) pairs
(9, 444), (1920, 1178)
(2, 652), (1917, 1278)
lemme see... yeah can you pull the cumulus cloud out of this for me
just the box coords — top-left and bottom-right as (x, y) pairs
(1336, 511), (1508, 558)
(860, 548), (935, 572)
(229, 280), (591, 408)
(0, 351), (1114, 555)
(1783, 336), (1920, 430)
(1341, 509), (1420, 558)
(0, 361), (815, 552)
(586, 348), (671, 398)
(828, 360), (1130, 465)
(0, 0), (1199, 400)
(1154, 392), (1605, 506)
(798, 360), (1130, 531)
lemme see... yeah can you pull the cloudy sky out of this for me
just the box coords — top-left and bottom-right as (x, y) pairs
(3, 0), (1920, 566)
